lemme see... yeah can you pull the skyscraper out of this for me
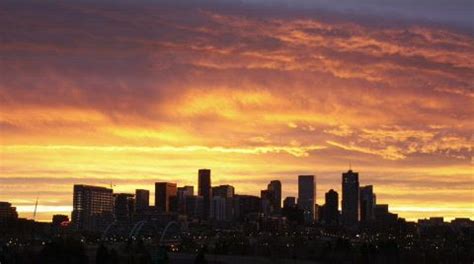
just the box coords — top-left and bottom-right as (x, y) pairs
(155, 182), (177, 213)
(135, 189), (150, 211)
(177, 186), (194, 214)
(212, 185), (234, 198)
(342, 170), (359, 226)
(360, 185), (375, 223)
(71, 184), (114, 231)
(233, 195), (261, 221)
(211, 196), (227, 221)
(267, 180), (282, 214)
(298, 175), (315, 224)
(198, 169), (212, 219)
(260, 189), (273, 215)
(211, 185), (234, 221)
(324, 189), (339, 225)
(113, 193), (135, 223)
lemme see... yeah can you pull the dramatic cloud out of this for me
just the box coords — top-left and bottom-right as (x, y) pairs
(0, 0), (472, 221)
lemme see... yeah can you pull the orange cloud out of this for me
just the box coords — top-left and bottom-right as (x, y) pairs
(0, 0), (472, 222)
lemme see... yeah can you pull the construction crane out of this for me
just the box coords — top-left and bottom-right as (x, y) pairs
(33, 196), (38, 221)
(99, 182), (116, 189)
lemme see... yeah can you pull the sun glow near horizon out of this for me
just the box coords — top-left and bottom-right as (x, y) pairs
(0, 0), (473, 223)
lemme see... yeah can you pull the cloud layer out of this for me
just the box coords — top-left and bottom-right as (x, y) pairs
(0, 0), (472, 221)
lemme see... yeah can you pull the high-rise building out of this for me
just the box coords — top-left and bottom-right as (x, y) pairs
(233, 195), (261, 221)
(211, 196), (227, 221)
(177, 186), (194, 214)
(260, 189), (273, 215)
(155, 182), (177, 213)
(323, 189), (339, 225)
(185, 195), (204, 219)
(342, 170), (359, 226)
(135, 189), (150, 211)
(267, 180), (282, 214)
(71, 185), (114, 231)
(0, 202), (18, 220)
(283, 197), (296, 208)
(113, 193), (135, 223)
(212, 185), (234, 198)
(198, 169), (212, 219)
(212, 185), (234, 221)
(360, 185), (375, 223)
(374, 204), (398, 225)
(298, 175), (315, 224)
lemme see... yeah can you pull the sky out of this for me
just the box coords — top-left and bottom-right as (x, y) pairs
(0, 0), (473, 222)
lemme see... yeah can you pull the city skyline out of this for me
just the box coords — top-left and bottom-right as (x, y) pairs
(1, 0), (473, 223)
(2, 167), (471, 223)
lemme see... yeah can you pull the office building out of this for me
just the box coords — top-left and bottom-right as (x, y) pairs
(342, 170), (359, 226)
(298, 175), (315, 224)
(135, 189), (150, 211)
(267, 180), (282, 214)
(360, 185), (375, 223)
(261, 189), (273, 215)
(283, 197), (296, 208)
(374, 204), (398, 225)
(198, 169), (212, 219)
(0, 202), (18, 220)
(233, 195), (261, 221)
(177, 186), (194, 214)
(185, 195), (204, 219)
(155, 182), (177, 213)
(212, 185), (234, 198)
(71, 185), (114, 231)
(212, 185), (234, 220)
(323, 189), (339, 225)
(211, 196), (227, 221)
(113, 193), (135, 223)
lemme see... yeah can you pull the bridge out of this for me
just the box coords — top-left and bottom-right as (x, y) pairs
(102, 220), (182, 247)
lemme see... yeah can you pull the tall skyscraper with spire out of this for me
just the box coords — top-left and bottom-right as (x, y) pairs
(342, 170), (359, 226)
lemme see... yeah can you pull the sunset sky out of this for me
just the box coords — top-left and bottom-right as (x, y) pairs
(0, 0), (472, 222)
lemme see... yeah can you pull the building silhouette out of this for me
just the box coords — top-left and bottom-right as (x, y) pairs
(0, 201), (18, 220)
(71, 184), (113, 231)
(260, 189), (273, 215)
(283, 197), (296, 208)
(298, 175), (315, 224)
(177, 186), (194, 214)
(211, 196), (227, 221)
(267, 180), (282, 214)
(233, 195), (260, 221)
(360, 185), (376, 223)
(113, 193), (135, 223)
(198, 169), (212, 219)
(324, 189), (339, 225)
(212, 185), (234, 221)
(135, 189), (149, 212)
(342, 170), (359, 226)
(212, 185), (234, 198)
(155, 182), (177, 213)
(185, 195), (204, 218)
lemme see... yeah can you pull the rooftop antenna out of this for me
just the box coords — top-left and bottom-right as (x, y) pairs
(349, 161), (352, 171)
(99, 182), (116, 189)
(33, 196), (39, 221)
